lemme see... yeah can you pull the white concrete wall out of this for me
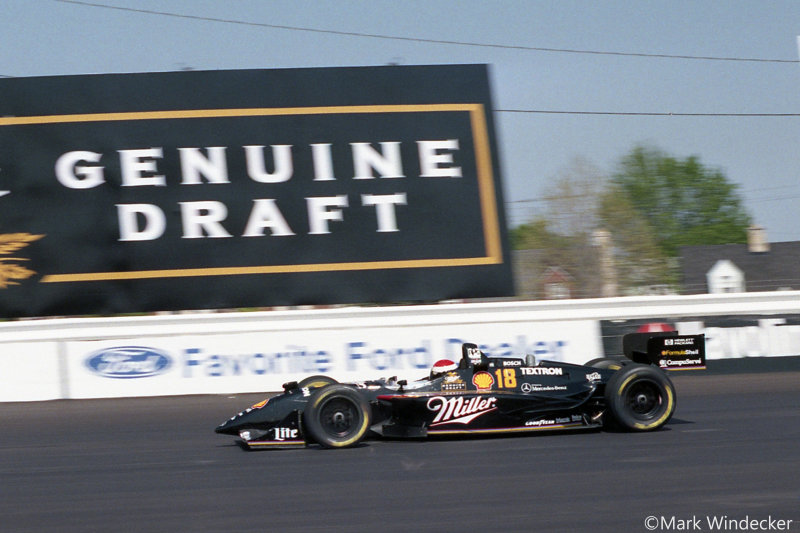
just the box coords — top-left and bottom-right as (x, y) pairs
(2, 291), (799, 401)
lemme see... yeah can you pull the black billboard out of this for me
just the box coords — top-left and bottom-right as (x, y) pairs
(0, 65), (512, 317)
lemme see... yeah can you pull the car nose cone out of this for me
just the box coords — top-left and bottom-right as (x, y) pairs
(215, 417), (241, 435)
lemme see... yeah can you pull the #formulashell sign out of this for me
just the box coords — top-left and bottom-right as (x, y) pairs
(0, 64), (512, 317)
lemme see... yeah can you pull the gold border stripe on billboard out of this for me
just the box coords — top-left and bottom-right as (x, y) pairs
(0, 104), (474, 126)
(6, 104), (504, 283)
(41, 256), (501, 282)
(469, 105), (503, 260)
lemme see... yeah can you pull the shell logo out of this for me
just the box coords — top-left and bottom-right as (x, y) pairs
(472, 371), (494, 390)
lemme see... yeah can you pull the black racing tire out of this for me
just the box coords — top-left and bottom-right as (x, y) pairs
(604, 364), (676, 431)
(298, 375), (338, 390)
(303, 385), (371, 448)
(584, 357), (629, 371)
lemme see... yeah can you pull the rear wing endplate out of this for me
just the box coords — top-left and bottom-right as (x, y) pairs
(622, 333), (706, 371)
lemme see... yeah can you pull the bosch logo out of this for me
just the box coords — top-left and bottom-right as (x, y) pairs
(85, 346), (171, 379)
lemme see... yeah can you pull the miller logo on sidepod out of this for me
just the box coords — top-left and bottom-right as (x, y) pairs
(85, 346), (171, 378)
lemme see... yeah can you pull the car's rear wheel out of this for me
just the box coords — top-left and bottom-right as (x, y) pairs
(298, 375), (338, 389)
(605, 364), (675, 431)
(303, 385), (371, 448)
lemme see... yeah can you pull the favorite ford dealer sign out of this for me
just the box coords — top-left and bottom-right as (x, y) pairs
(0, 65), (512, 317)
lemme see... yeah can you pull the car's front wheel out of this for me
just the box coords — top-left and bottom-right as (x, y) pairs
(604, 364), (675, 431)
(303, 385), (371, 448)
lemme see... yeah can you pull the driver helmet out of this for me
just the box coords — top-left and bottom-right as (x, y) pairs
(430, 359), (458, 378)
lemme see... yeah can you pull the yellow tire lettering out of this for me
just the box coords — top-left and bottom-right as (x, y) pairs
(620, 374), (674, 430)
(618, 374), (637, 395)
(645, 384), (674, 429)
(313, 389), (369, 447)
(329, 416), (369, 447)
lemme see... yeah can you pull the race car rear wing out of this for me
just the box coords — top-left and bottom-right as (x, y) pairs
(622, 333), (706, 371)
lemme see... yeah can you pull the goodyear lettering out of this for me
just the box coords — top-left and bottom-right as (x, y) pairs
(525, 419), (556, 427)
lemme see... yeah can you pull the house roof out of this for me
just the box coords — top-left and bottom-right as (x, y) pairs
(679, 241), (800, 293)
(541, 266), (572, 283)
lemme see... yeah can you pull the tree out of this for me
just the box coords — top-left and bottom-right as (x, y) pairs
(510, 159), (606, 298)
(612, 146), (752, 256)
(512, 157), (676, 297)
(511, 216), (603, 299)
(509, 217), (563, 250)
(596, 184), (676, 291)
(538, 157), (604, 238)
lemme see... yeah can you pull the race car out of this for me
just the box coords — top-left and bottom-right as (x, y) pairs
(215, 332), (705, 449)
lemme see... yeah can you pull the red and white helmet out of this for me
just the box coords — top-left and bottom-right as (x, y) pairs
(430, 359), (458, 377)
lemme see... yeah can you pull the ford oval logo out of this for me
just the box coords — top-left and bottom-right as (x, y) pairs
(85, 346), (171, 379)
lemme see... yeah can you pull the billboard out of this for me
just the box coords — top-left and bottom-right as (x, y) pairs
(0, 65), (512, 317)
(62, 319), (600, 399)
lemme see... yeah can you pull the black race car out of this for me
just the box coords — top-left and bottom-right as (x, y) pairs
(215, 332), (705, 449)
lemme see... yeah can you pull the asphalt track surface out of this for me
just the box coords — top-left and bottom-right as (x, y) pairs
(1, 372), (799, 533)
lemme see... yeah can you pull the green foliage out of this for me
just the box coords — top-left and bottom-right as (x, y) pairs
(597, 184), (677, 288)
(510, 216), (601, 298)
(511, 146), (752, 297)
(612, 146), (752, 256)
(510, 218), (573, 250)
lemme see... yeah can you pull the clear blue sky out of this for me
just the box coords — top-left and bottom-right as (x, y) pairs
(3, 0), (800, 241)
